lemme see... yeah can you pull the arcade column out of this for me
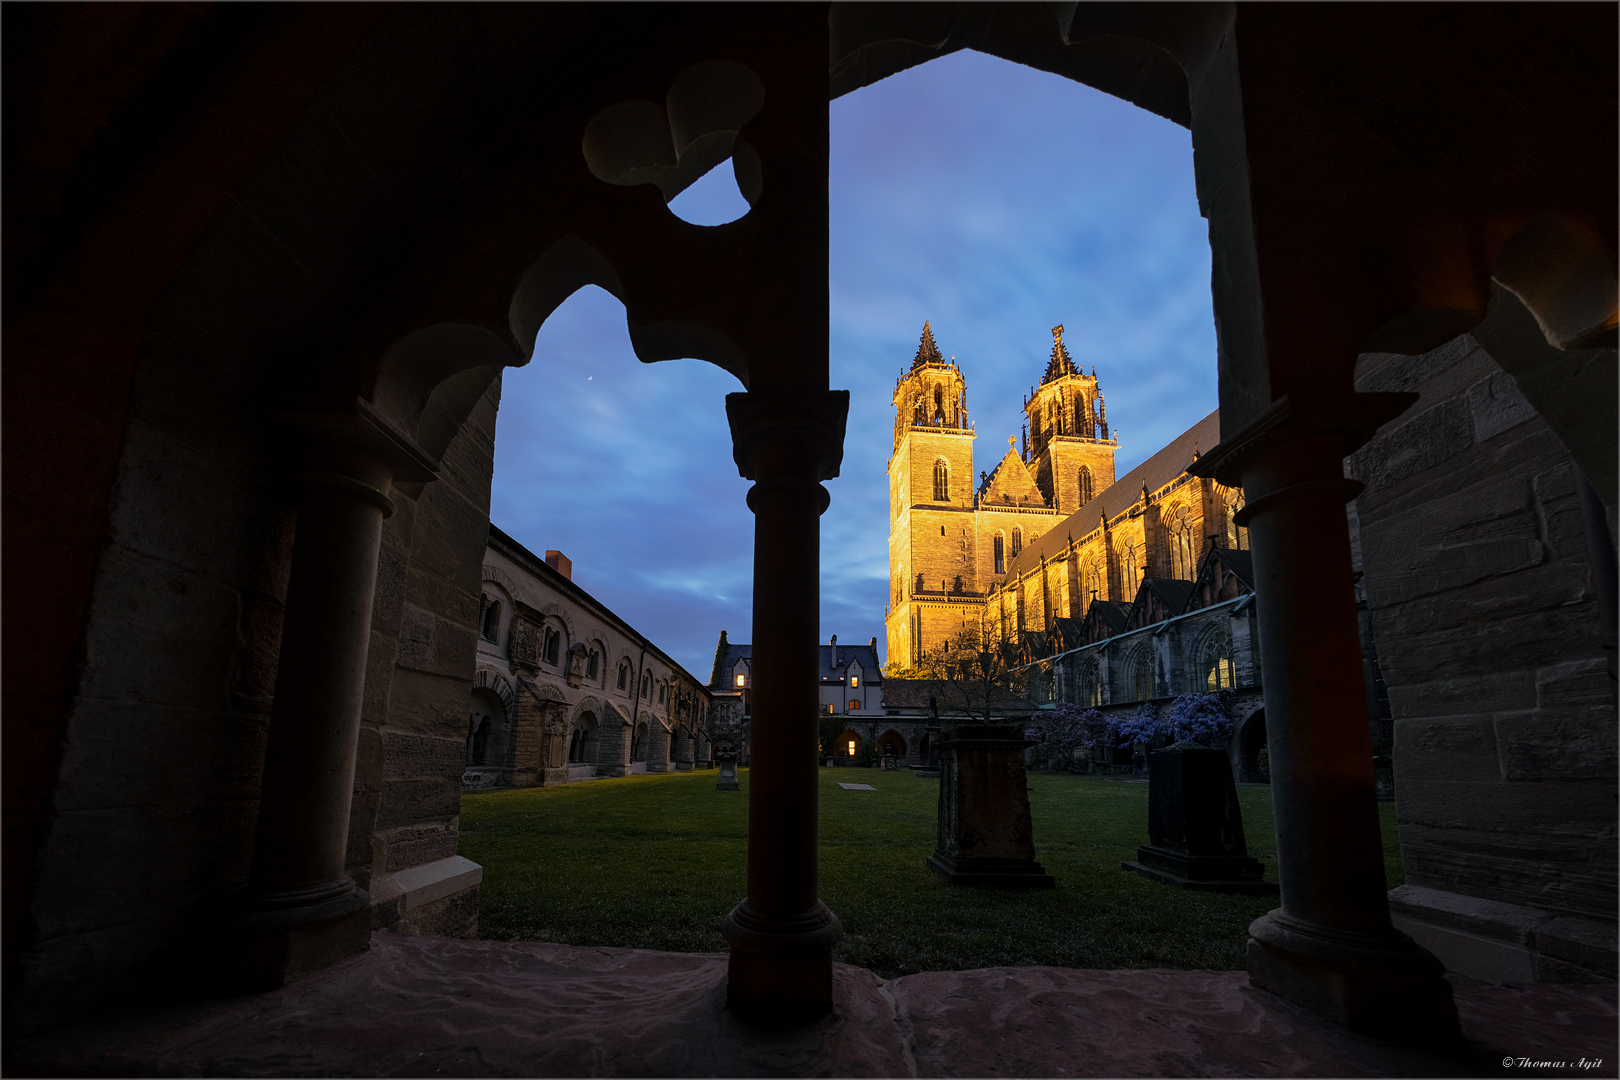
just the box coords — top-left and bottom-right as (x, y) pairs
(225, 402), (437, 987)
(1191, 393), (1460, 1042)
(720, 390), (847, 1021)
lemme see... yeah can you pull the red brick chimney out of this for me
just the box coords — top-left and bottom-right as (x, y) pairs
(545, 550), (572, 580)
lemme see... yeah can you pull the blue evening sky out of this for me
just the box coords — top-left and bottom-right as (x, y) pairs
(490, 50), (1217, 680)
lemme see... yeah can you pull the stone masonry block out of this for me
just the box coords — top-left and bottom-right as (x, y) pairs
(379, 776), (461, 828)
(1395, 779), (1617, 832)
(1350, 396), (1473, 497)
(1387, 671), (1536, 719)
(1468, 369), (1539, 444)
(382, 822), (462, 872)
(362, 627), (398, 725)
(1400, 824), (1617, 919)
(1355, 335), (1481, 397)
(1537, 659), (1616, 710)
(52, 700), (269, 814)
(1494, 711), (1618, 780)
(79, 545), (244, 712)
(383, 668), (473, 737)
(1390, 716), (1504, 783)
(1374, 588), (1600, 685)
(394, 603), (477, 679)
(381, 730), (467, 780)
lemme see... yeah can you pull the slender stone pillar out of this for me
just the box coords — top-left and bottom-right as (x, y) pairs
(1191, 394), (1459, 1043)
(721, 391), (847, 1021)
(226, 406), (436, 988)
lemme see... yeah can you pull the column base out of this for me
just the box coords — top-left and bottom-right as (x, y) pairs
(220, 879), (372, 991)
(1247, 910), (1460, 1044)
(721, 898), (842, 1024)
(538, 766), (571, 786)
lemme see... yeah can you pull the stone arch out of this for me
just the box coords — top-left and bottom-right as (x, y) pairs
(473, 666), (518, 719)
(932, 458), (949, 501)
(877, 729), (906, 758)
(538, 603), (578, 642)
(481, 564), (522, 599)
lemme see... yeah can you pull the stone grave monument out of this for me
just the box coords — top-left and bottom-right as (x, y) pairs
(926, 726), (1054, 888)
(715, 745), (740, 792)
(1123, 741), (1276, 894)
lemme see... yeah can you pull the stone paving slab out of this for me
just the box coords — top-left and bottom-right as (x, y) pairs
(7, 932), (1615, 1078)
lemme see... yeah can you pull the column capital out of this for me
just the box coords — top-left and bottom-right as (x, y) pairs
(271, 396), (441, 483)
(1187, 392), (1417, 489)
(724, 390), (849, 483)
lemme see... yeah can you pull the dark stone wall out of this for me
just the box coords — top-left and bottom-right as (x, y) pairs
(348, 380), (497, 893)
(1352, 336), (1616, 921)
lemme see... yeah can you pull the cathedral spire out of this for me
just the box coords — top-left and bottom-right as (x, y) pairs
(1041, 323), (1078, 385)
(911, 320), (944, 371)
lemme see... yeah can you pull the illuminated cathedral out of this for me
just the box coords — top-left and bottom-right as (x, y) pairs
(885, 322), (1248, 671)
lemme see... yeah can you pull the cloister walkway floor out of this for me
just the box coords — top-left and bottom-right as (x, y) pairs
(9, 932), (1615, 1078)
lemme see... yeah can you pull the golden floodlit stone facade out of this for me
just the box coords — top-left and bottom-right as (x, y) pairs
(887, 323), (1247, 665)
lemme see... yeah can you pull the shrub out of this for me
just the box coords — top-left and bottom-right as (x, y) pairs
(1024, 702), (1101, 770)
(1103, 694), (1233, 749)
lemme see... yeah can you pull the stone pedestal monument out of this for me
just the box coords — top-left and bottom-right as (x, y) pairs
(715, 745), (740, 791)
(927, 726), (1054, 888)
(1124, 742), (1276, 895)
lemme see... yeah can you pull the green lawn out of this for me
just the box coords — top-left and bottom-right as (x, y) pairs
(458, 768), (1404, 978)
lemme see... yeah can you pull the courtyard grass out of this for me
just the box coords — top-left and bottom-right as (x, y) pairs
(458, 768), (1404, 978)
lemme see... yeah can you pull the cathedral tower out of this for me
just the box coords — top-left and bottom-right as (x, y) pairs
(887, 322), (979, 668)
(1023, 325), (1116, 514)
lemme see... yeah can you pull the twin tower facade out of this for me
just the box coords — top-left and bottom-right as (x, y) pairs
(886, 322), (1118, 667)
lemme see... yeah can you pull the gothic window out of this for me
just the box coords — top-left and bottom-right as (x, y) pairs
(1200, 629), (1235, 691)
(642, 672), (651, 697)
(1079, 657), (1102, 707)
(1224, 492), (1248, 551)
(1011, 527), (1022, 557)
(659, 682), (666, 703)
(1078, 465), (1093, 505)
(1130, 649), (1155, 701)
(586, 650), (599, 680)
(1119, 542), (1140, 597)
(479, 597), (500, 642)
(952, 575), (964, 593)
(1169, 505), (1197, 580)
(932, 460), (949, 501)
(618, 662), (629, 690)
(994, 534), (1005, 574)
(543, 627), (560, 665)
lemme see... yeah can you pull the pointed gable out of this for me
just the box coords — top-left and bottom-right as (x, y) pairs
(1126, 577), (1196, 631)
(1185, 545), (1256, 612)
(1081, 599), (1132, 644)
(981, 442), (1045, 507)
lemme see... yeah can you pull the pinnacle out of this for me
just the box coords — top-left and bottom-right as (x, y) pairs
(911, 321), (945, 371)
(1041, 323), (1078, 385)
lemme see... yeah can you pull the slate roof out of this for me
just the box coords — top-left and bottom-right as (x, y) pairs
(708, 633), (882, 688)
(1084, 600), (1133, 636)
(1142, 577), (1197, 614)
(1000, 408), (1222, 580)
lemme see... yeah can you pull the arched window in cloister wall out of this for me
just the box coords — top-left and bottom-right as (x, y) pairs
(1198, 626), (1234, 691)
(1128, 646), (1154, 702)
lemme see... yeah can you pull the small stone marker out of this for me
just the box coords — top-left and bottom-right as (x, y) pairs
(838, 783), (877, 791)
(1122, 741), (1276, 894)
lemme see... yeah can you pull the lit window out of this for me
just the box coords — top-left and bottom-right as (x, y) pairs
(848, 700), (860, 711)
(850, 676), (859, 688)
(847, 739), (856, 756)
(735, 674), (746, 687)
